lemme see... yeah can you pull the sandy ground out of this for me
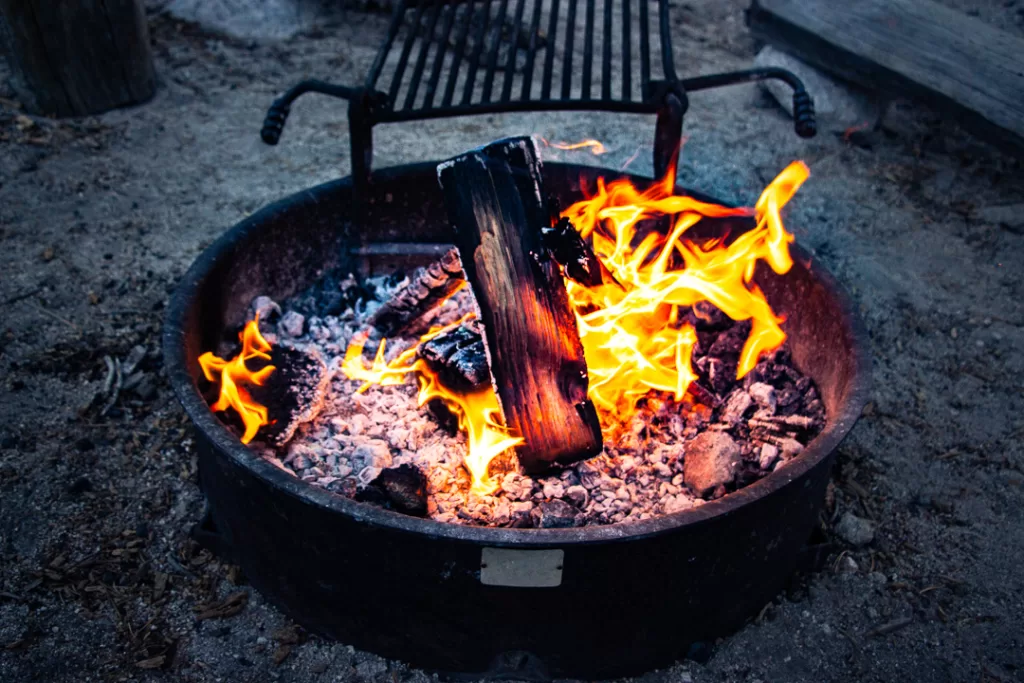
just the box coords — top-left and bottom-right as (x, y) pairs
(2, 1), (1023, 681)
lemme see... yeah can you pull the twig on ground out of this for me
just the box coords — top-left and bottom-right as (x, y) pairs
(864, 616), (913, 638)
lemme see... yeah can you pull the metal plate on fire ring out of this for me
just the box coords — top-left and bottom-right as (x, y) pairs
(480, 548), (564, 587)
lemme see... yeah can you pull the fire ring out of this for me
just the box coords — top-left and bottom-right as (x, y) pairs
(163, 162), (870, 678)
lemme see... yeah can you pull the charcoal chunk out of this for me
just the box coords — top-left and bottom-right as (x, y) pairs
(419, 321), (490, 391)
(355, 464), (428, 517)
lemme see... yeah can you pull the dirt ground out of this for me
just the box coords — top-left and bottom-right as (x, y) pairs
(2, 1), (1023, 681)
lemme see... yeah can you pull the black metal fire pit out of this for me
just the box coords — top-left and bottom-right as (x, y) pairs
(163, 162), (869, 679)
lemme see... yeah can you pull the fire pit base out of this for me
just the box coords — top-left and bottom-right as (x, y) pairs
(165, 162), (870, 678)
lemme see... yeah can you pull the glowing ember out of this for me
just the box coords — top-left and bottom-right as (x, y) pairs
(342, 315), (522, 495)
(563, 161), (809, 430)
(543, 138), (608, 155)
(198, 317), (276, 443)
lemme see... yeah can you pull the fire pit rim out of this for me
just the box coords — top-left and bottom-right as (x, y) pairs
(163, 161), (872, 546)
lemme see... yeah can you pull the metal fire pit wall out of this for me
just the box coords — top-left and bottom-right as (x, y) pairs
(163, 162), (870, 679)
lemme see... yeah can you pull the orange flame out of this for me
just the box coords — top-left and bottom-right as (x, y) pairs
(562, 161), (809, 427)
(343, 160), (808, 494)
(198, 318), (276, 443)
(543, 138), (608, 155)
(342, 315), (522, 495)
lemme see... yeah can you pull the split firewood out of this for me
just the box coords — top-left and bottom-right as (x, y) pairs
(361, 246), (465, 344)
(249, 343), (329, 447)
(437, 136), (603, 472)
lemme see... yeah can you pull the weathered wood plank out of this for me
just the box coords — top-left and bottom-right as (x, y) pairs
(437, 137), (603, 473)
(747, 0), (1024, 154)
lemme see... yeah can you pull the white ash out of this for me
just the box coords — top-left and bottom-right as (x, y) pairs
(236, 271), (826, 528)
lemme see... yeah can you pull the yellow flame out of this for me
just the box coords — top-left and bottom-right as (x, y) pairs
(342, 314), (522, 495)
(198, 317), (276, 443)
(562, 161), (809, 428)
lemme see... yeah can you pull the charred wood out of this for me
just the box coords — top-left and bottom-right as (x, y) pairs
(437, 136), (603, 472)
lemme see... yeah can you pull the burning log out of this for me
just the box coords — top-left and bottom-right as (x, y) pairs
(437, 137), (603, 472)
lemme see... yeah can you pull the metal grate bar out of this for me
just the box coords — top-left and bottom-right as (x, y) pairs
(422, 2), (458, 109)
(561, 0), (579, 99)
(366, 7), (406, 88)
(480, 0), (511, 102)
(601, 0), (613, 100)
(581, 0), (595, 99)
(441, 0), (477, 107)
(658, 0), (677, 81)
(403, 0), (445, 110)
(517, 0), (545, 100)
(540, 0), (560, 99)
(460, 0), (495, 104)
(639, 0), (650, 91)
(622, 0), (631, 100)
(387, 0), (430, 104)
(500, 0), (529, 101)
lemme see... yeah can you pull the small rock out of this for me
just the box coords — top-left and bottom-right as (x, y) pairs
(835, 512), (875, 546)
(565, 485), (588, 507)
(662, 494), (694, 514)
(683, 432), (740, 497)
(720, 390), (753, 424)
(837, 554), (859, 573)
(542, 480), (565, 499)
(777, 437), (804, 459)
(352, 440), (393, 469)
(249, 296), (281, 323)
(536, 500), (577, 528)
(279, 311), (305, 338)
(748, 383), (777, 412)
(758, 443), (779, 470)
(357, 466), (382, 486)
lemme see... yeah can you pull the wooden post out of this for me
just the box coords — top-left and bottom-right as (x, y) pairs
(0, 0), (156, 117)
(437, 137), (603, 473)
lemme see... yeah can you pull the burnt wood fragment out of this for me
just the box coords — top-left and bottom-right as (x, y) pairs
(437, 137), (603, 472)
(418, 320), (490, 391)
(362, 247), (465, 341)
(249, 343), (328, 447)
(355, 465), (428, 517)
(542, 217), (621, 288)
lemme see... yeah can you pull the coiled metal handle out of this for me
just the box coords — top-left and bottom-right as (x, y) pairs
(261, 99), (290, 145)
(792, 90), (816, 138)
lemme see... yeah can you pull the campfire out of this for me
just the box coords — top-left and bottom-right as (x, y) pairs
(196, 136), (824, 527)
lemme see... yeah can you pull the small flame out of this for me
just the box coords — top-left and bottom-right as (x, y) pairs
(561, 161), (809, 428)
(543, 138), (608, 155)
(198, 317), (276, 443)
(342, 315), (522, 495)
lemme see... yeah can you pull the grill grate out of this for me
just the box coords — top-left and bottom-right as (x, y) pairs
(259, 0), (815, 197)
(366, 0), (678, 121)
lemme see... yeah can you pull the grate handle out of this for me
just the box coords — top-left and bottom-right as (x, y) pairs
(260, 80), (362, 145)
(680, 67), (816, 139)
